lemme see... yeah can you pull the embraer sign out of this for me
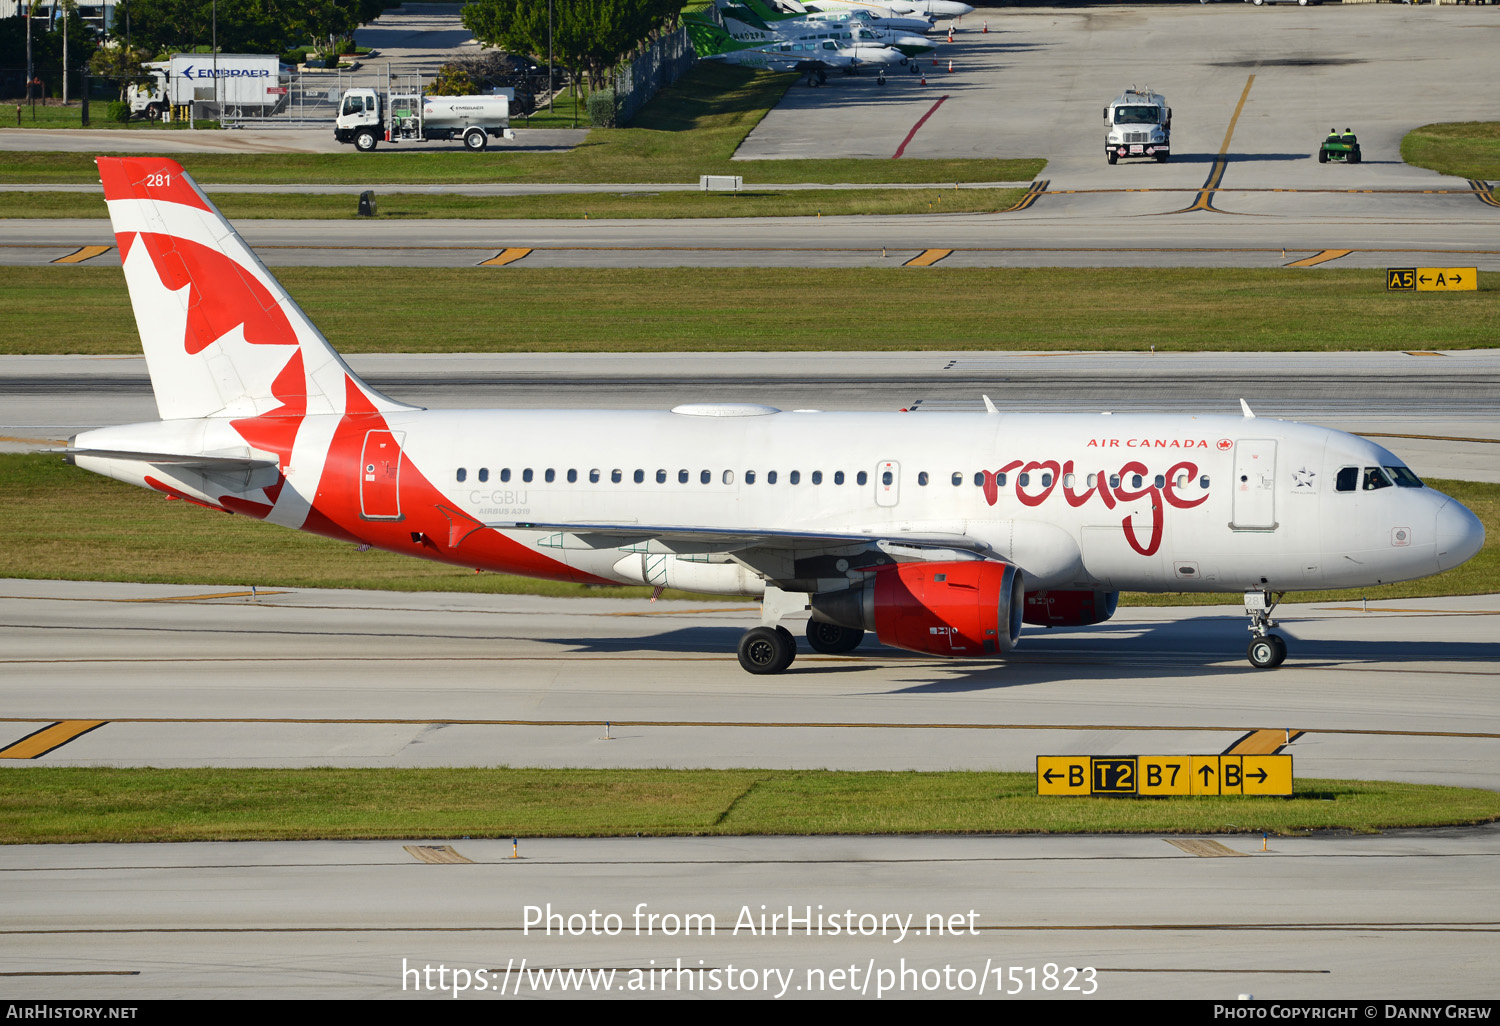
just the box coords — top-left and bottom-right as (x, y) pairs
(179, 65), (271, 79)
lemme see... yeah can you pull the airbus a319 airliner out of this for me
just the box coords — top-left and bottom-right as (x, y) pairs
(68, 157), (1484, 674)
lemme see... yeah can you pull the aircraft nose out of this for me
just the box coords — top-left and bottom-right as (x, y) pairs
(1434, 498), (1484, 572)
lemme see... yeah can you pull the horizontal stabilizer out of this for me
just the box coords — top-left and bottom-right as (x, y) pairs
(62, 448), (278, 471)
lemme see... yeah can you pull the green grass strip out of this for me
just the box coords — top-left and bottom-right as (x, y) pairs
(1, 453), (1493, 607)
(1401, 122), (1500, 181)
(2, 768), (1496, 843)
(3, 267), (1497, 356)
(0, 188), (1027, 221)
(0, 66), (1045, 186)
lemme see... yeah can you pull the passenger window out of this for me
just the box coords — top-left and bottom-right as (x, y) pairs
(611, 469), (622, 484)
(545, 469), (555, 483)
(811, 471), (823, 485)
(1087, 473), (1096, 488)
(1018, 473), (1030, 487)
(1110, 475), (1121, 488)
(1154, 475), (1165, 489)
(567, 469), (577, 483)
(767, 470), (778, 484)
(700, 470), (711, 484)
(656, 469), (667, 484)
(1042, 473), (1053, 487)
(881, 471), (893, 486)
(678, 469), (689, 484)
(522, 469), (533, 483)
(499, 468), (510, 483)
(633, 469), (644, 484)
(834, 471), (844, 485)
(917, 472), (929, 486)
(974, 472), (984, 487)
(456, 467), (467, 482)
(790, 471), (800, 485)
(1199, 475), (1210, 489)
(952, 472), (963, 487)
(1363, 466), (1393, 491)
(746, 470), (756, 484)
(589, 469), (600, 484)
(478, 468), (489, 483)
(723, 470), (734, 485)
(1064, 474), (1076, 488)
(1131, 474), (1143, 489)
(997, 473), (1007, 487)
(857, 471), (867, 486)
(1175, 473), (1187, 489)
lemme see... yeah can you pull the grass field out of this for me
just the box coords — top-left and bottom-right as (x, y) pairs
(1, 453), (1493, 607)
(3, 768), (1497, 843)
(1402, 122), (1500, 181)
(0, 187), (1028, 221)
(3, 267), (1496, 356)
(0, 65), (1046, 186)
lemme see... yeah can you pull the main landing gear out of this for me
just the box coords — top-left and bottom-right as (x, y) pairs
(736, 620), (867, 674)
(1244, 589), (1288, 669)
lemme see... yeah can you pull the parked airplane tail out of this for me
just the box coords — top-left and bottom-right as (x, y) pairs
(96, 156), (410, 423)
(684, 18), (741, 56)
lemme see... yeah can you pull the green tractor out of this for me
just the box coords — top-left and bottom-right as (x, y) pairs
(1319, 127), (1361, 164)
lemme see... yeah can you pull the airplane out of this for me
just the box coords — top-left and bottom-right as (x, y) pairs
(739, 0), (939, 37)
(685, 18), (861, 75)
(802, 0), (975, 20)
(69, 157), (1486, 676)
(723, 8), (935, 59)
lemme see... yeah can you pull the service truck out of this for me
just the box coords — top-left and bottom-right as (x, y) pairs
(1102, 86), (1171, 164)
(334, 76), (516, 152)
(126, 54), (291, 120)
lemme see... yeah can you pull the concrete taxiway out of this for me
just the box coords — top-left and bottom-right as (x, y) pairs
(2, 831), (1498, 1000)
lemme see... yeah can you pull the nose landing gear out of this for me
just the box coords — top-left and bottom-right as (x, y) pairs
(1244, 590), (1287, 668)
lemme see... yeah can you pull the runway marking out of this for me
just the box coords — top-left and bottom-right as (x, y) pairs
(479, 248), (532, 266)
(1358, 431), (1500, 444)
(1165, 839), (1248, 858)
(1284, 249), (1352, 268)
(891, 94), (949, 160)
(1159, 75), (1254, 216)
(0, 720), (106, 759)
(1, 717), (1496, 741)
(0, 971), (140, 976)
(999, 179), (1048, 212)
(903, 248), (953, 267)
(1224, 729), (1303, 756)
(1468, 180), (1500, 209)
(403, 844), (474, 864)
(50, 245), (111, 264)
(119, 590), (288, 603)
(0, 434), (65, 446)
(1403, 351), (1446, 357)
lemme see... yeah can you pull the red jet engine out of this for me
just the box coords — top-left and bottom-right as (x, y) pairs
(1021, 589), (1119, 627)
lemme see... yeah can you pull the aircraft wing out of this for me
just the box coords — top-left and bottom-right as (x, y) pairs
(488, 520), (990, 558)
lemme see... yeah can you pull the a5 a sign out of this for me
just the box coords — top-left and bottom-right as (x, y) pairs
(1037, 755), (1292, 796)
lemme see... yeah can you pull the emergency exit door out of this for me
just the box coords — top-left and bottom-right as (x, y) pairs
(875, 460), (900, 507)
(1231, 439), (1277, 530)
(360, 430), (405, 520)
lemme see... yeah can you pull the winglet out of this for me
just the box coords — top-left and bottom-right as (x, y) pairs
(982, 394), (998, 415)
(1240, 398), (1256, 419)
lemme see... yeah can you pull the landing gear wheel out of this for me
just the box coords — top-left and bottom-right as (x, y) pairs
(877, 74), (886, 85)
(464, 127), (488, 152)
(1246, 634), (1287, 669)
(805, 620), (865, 655)
(355, 129), (378, 152)
(738, 625), (796, 674)
(1107, 150), (1119, 165)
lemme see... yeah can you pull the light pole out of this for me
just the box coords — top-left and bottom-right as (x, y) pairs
(547, 0), (553, 114)
(25, 0), (33, 113)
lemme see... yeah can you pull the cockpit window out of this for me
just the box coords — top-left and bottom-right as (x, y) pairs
(1362, 466), (1393, 491)
(1385, 466), (1424, 488)
(1335, 466), (1358, 492)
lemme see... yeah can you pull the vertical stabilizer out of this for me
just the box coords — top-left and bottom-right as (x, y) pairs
(96, 156), (410, 423)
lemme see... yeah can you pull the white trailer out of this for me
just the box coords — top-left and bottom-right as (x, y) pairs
(126, 54), (290, 120)
(334, 75), (516, 152)
(1103, 86), (1171, 164)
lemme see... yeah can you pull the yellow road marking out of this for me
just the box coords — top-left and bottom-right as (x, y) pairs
(1166, 839), (1248, 858)
(1285, 249), (1352, 268)
(403, 845), (474, 864)
(903, 248), (953, 267)
(479, 247), (533, 266)
(118, 590), (288, 603)
(50, 245), (111, 265)
(999, 180), (1048, 212)
(0, 434), (65, 446)
(1358, 431), (1499, 444)
(1224, 729), (1303, 756)
(0, 720), (107, 759)
(1403, 351), (1446, 357)
(1160, 76), (1254, 216)
(1469, 179), (1500, 209)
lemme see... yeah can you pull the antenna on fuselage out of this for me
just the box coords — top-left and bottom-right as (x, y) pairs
(1240, 398), (1257, 419)
(982, 394), (998, 415)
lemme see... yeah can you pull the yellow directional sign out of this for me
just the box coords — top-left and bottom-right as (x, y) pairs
(1415, 267), (1476, 291)
(1387, 268), (1415, 292)
(1037, 755), (1293, 797)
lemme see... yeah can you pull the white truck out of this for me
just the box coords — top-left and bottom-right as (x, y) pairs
(1103, 86), (1171, 164)
(126, 54), (291, 120)
(334, 79), (517, 152)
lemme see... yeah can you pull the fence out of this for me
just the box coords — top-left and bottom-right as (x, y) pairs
(615, 27), (693, 126)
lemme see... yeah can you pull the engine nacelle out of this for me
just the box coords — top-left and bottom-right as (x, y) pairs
(809, 560), (1024, 658)
(1022, 589), (1119, 627)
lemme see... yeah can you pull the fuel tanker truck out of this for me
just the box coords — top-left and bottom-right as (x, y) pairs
(334, 76), (517, 152)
